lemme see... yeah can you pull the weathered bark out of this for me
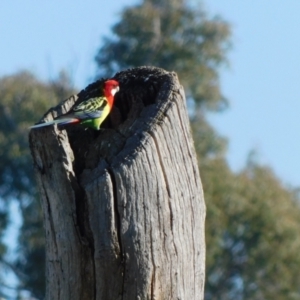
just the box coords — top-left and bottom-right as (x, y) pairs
(29, 67), (206, 300)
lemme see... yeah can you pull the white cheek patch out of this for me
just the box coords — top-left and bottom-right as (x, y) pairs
(111, 86), (120, 96)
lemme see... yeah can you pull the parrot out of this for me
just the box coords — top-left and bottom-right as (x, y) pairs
(30, 79), (120, 130)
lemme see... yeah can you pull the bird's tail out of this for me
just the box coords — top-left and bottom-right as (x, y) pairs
(30, 118), (79, 129)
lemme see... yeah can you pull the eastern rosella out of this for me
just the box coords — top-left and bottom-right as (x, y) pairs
(30, 79), (119, 130)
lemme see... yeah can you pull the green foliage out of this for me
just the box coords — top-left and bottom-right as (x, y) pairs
(95, 0), (231, 111)
(16, 200), (45, 299)
(0, 71), (74, 199)
(192, 112), (300, 299)
(190, 113), (227, 163)
(200, 152), (300, 299)
(0, 210), (7, 257)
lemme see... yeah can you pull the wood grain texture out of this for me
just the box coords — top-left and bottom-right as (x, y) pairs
(29, 67), (206, 299)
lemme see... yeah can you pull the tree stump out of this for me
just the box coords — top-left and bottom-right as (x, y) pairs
(29, 66), (206, 300)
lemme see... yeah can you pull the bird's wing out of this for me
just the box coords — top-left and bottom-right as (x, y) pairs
(70, 96), (108, 120)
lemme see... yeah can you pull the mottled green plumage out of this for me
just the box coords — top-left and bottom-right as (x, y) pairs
(71, 95), (110, 130)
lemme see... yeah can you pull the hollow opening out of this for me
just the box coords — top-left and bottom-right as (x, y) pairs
(66, 67), (170, 177)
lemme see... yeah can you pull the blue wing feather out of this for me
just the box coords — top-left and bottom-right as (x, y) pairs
(73, 110), (103, 119)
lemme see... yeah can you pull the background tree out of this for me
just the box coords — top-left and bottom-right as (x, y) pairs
(198, 146), (300, 299)
(95, 0), (230, 111)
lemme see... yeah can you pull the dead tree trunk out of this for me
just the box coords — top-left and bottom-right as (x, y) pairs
(29, 67), (206, 300)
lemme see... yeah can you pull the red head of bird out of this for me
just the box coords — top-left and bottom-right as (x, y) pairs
(103, 79), (120, 109)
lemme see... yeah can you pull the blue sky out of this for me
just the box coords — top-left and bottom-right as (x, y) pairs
(1, 1), (300, 187)
(207, 0), (300, 187)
